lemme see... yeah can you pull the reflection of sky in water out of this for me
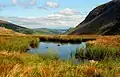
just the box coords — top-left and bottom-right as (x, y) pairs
(28, 42), (86, 60)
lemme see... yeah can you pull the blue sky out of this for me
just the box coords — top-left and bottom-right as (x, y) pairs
(0, 0), (110, 29)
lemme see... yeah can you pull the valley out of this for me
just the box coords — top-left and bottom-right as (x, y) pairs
(0, 0), (120, 77)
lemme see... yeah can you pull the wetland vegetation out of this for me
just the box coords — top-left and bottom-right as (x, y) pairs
(0, 35), (120, 77)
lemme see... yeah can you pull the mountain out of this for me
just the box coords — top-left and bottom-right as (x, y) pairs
(0, 20), (34, 34)
(51, 29), (68, 34)
(34, 28), (68, 34)
(68, 0), (120, 35)
(65, 27), (76, 34)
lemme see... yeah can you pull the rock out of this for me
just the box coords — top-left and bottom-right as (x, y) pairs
(57, 44), (60, 46)
(89, 60), (98, 64)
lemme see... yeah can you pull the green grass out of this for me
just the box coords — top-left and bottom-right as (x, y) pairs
(0, 36), (39, 52)
(0, 24), (34, 34)
(76, 44), (119, 60)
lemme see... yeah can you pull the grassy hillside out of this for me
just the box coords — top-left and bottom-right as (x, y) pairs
(34, 28), (58, 35)
(0, 27), (25, 35)
(0, 20), (34, 34)
(0, 20), (68, 35)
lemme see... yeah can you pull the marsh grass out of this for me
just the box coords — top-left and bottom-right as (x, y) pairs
(0, 35), (120, 77)
(0, 36), (39, 52)
(76, 44), (119, 60)
(36, 35), (97, 43)
(0, 52), (120, 77)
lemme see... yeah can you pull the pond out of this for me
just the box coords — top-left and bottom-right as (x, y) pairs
(28, 42), (86, 60)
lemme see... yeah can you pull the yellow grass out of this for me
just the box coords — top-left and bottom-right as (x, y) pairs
(87, 35), (120, 48)
(0, 51), (118, 77)
(0, 27), (25, 36)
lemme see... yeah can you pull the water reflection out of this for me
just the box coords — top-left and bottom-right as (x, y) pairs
(28, 42), (86, 60)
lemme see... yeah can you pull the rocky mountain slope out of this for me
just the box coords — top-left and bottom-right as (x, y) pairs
(68, 0), (120, 35)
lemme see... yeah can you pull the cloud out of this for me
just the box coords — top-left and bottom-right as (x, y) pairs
(11, 0), (37, 8)
(46, 2), (59, 8)
(0, 0), (58, 10)
(17, 0), (36, 8)
(29, 0), (36, 5)
(59, 8), (80, 15)
(0, 8), (86, 29)
(12, 0), (36, 5)
(12, 0), (17, 5)
(37, 1), (59, 10)
(37, 6), (48, 10)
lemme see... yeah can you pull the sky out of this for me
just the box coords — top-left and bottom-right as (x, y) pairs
(0, 0), (111, 29)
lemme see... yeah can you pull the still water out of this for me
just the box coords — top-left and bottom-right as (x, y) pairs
(28, 42), (86, 60)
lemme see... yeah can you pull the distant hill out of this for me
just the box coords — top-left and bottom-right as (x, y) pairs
(33, 28), (68, 34)
(0, 20), (68, 35)
(0, 20), (34, 34)
(68, 0), (120, 35)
